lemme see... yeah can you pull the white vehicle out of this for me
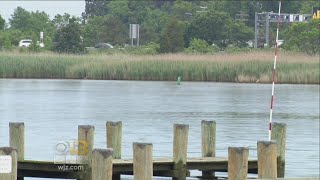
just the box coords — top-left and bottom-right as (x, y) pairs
(19, 39), (32, 47)
(18, 39), (44, 48)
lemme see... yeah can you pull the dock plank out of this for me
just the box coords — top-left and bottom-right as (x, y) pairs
(18, 157), (258, 179)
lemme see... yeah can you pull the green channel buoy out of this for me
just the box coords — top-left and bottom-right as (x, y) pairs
(177, 76), (181, 85)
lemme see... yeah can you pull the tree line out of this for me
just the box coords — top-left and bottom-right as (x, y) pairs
(0, 0), (319, 54)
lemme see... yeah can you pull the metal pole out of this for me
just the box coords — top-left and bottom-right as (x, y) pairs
(268, 1), (282, 141)
(254, 12), (258, 48)
(137, 24), (139, 47)
(130, 24), (133, 46)
(266, 12), (270, 47)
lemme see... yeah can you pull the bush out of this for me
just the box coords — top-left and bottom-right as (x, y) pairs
(185, 38), (220, 54)
(225, 44), (251, 53)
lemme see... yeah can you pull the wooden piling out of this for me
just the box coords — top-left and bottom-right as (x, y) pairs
(106, 121), (122, 158)
(271, 122), (286, 178)
(257, 141), (277, 178)
(173, 124), (189, 180)
(9, 123), (24, 180)
(228, 147), (249, 180)
(133, 143), (153, 180)
(91, 148), (113, 180)
(106, 121), (122, 180)
(201, 120), (216, 178)
(78, 125), (94, 180)
(9, 123), (24, 161)
(0, 147), (17, 180)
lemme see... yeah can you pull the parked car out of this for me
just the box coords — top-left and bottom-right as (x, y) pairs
(18, 39), (44, 48)
(19, 39), (32, 47)
(94, 43), (114, 49)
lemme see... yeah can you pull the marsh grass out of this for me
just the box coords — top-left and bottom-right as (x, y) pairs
(0, 51), (318, 84)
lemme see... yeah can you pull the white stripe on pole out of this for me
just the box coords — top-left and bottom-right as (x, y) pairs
(269, 1), (282, 141)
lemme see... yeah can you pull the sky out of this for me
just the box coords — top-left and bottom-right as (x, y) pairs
(0, 1), (85, 22)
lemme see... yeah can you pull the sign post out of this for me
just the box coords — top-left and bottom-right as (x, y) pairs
(129, 24), (140, 47)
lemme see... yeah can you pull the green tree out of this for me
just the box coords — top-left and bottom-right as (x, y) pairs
(107, 0), (130, 23)
(54, 17), (84, 53)
(0, 31), (12, 49)
(140, 8), (169, 44)
(186, 11), (253, 49)
(299, 0), (319, 14)
(28, 35), (41, 52)
(0, 15), (5, 30)
(83, 15), (127, 46)
(10, 7), (54, 33)
(83, 0), (110, 20)
(283, 19), (320, 55)
(172, 0), (193, 21)
(9, 7), (55, 48)
(160, 17), (185, 53)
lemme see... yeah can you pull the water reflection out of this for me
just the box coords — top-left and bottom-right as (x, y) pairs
(0, 79), (319, 179)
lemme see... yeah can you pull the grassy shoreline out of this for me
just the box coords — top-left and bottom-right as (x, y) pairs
(0, 51), (319, 84)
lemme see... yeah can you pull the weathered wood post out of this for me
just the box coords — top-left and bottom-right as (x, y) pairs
(106, 121), (122, 180)
(271, 122), (286, 178)
(173, 124), (189, 180)
(106, 121), (122, 158)
(228, 147), (249, 180)
(133, 143), (153, 180)
(257, 141), (277, 178)
(9, 123), (24, 161)
(201, 120), (216, 178)
(78, 125), (95, 180)
(0, 147), (17, 180)
(92, 148), (113, 180)
(9, 122), (24, 180)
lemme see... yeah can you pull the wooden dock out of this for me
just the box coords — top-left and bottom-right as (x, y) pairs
(0, 121), (292, 180)
(18, 157), (258, 179)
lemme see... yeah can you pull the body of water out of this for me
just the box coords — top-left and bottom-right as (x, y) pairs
(0, 79), (319, 179)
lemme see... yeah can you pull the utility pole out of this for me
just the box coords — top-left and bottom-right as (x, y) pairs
(254, 12), (312, 48)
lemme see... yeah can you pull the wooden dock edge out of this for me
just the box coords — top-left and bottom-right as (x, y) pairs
(255, 178), (319, 180)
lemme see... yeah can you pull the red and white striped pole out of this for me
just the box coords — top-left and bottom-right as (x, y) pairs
(269, 1), (282, 141)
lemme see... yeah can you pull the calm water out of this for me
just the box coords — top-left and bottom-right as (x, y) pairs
(0, 79), (319, 179)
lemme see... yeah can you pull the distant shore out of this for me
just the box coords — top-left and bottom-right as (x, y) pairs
(0, 51), (319, 84)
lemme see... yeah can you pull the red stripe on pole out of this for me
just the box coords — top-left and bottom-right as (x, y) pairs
(269, 122), (272, 130)
(268, 0), (281, 141)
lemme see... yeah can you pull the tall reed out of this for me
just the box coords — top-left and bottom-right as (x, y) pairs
(0, 51), (318, 84)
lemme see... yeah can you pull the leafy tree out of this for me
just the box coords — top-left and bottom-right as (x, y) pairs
(54, 17), (84, 53)
(83, 15), (127, 46)
(83, 0), (110, 20)
(10, 7), (53, 33)
(6, 29), (26, 46)
(0, 15), (5, 30)
(160, 17), (185, 53)
(28, 35), (41, 52)
(299, 0), (319, 14)
(140, 8), (169, 44)
(9, 7), (55, 47)
(52, 13), (72, 29)
(283, 19), (320, 55)
(0, 31), (12, 49)
(186, 11), (253, 49)
(107, 0), (130, 23)
(172, 0), (193, 21)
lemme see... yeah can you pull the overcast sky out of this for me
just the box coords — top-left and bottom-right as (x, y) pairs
(0, 1), (85, 22)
